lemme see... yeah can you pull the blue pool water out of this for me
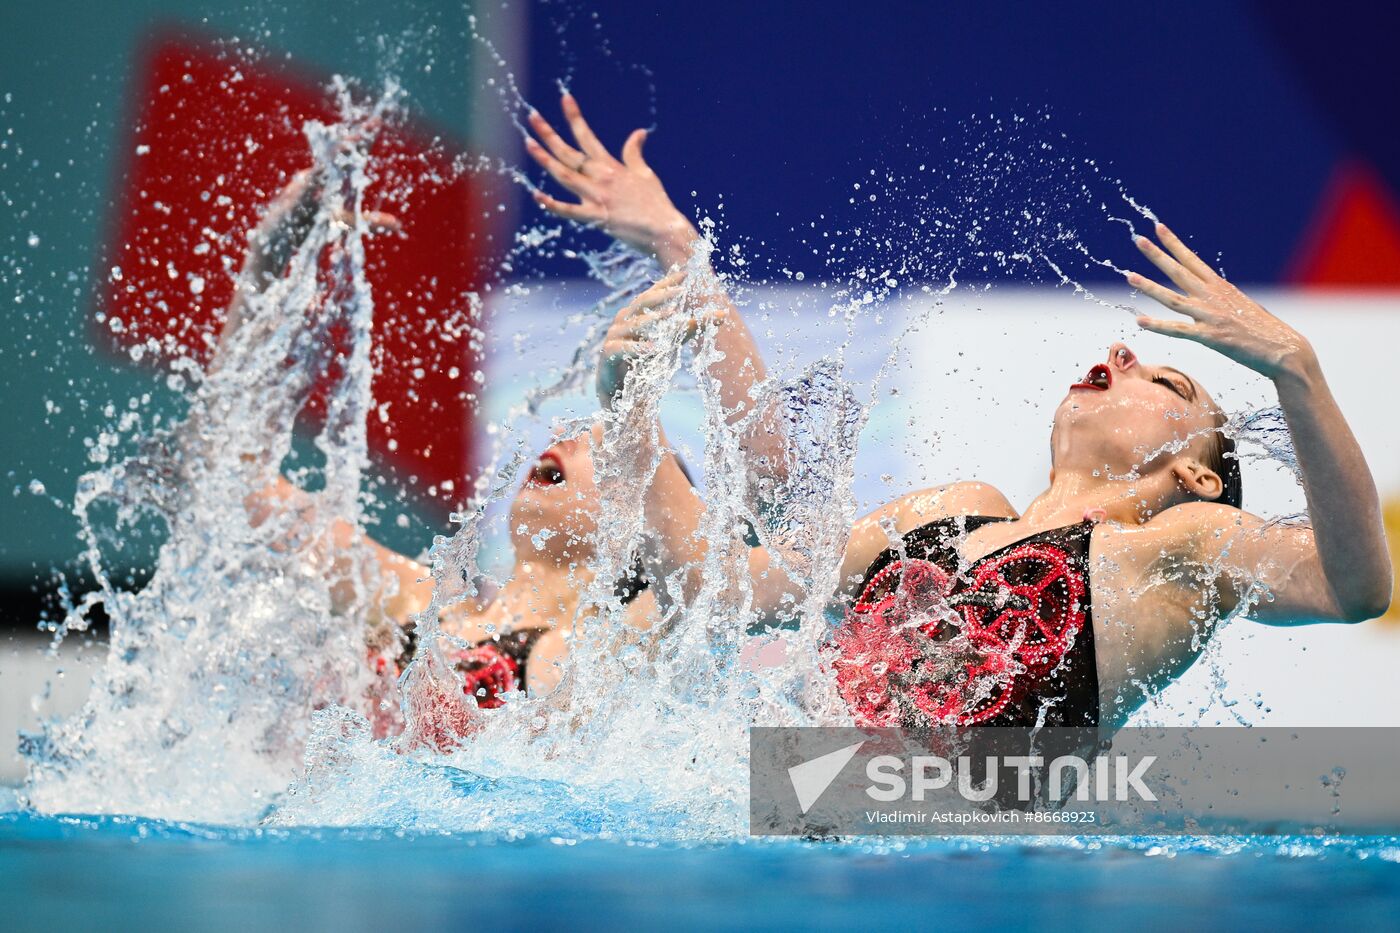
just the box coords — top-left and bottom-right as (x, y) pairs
(5, 811), (1399, 931)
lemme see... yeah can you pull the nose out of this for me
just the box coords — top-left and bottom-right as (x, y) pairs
(1108, 343), (1138, 372)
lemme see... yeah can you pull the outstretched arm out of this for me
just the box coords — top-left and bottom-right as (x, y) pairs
(1129, 223), (1392, 623)
(597, 281), (1018, 623)
(219, 170), (321, 350)
(216, 170), (399, 367)
(215, 174), (427, 626)
(528, 96), (783, 470)
(243, 475), (432, 627)
(593, 268), (769, 427)
(596, 279), (806, 621)
(525, 93), (697, 269)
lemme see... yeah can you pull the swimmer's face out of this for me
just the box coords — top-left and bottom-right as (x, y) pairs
(1051, 343), (1226, 506)
(509, 422), (606, 560)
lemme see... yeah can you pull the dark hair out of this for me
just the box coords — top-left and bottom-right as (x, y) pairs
(1203, 415), (1243, 510)
(614, 454), (696, 605)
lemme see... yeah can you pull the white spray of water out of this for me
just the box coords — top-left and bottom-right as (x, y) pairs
(22, 81), (405, 824)
(267, 238), (867, 838)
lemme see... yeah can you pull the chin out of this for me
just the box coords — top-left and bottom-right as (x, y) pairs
(508, 491), (551, 527)
(1052, 401), (1093, 436)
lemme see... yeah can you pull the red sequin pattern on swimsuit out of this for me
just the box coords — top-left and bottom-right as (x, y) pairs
(830, 541), (1086, 726)
(457, 642), (521, 709)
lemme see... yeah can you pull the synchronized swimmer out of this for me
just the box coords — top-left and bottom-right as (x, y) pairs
(214, 143), (776, 739)
(526, 94), (1392, 731)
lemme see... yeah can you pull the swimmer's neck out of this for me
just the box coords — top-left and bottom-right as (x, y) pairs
(1017, 469), (1163, 528)
(493, 559), (593, 614)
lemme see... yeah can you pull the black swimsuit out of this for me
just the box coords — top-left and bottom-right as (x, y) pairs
(456, 627), (552, 709)
(832, 516), (1101, 728)
(447, 569), (653, 708)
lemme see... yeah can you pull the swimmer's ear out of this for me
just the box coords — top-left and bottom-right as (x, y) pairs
(1173, 458), (1223, 503)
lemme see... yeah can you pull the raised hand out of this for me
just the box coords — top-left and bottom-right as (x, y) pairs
(1131, 223), (1391, 624)
(244, 171), (400, 285)
(1127, 223), (1316, 383)
(526, 93), (698, 269)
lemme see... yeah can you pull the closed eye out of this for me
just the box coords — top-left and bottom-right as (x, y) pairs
(1153, 375), (1189, 400)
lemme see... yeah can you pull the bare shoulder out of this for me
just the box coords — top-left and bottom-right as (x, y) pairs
(871, 481), (1019, 535)
(838, 482), (1016, 597)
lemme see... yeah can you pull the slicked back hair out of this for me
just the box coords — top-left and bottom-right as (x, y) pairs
(1202, 413), (1242, 510)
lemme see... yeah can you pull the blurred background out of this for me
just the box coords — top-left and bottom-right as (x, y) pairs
(3, 1), (1398, 774)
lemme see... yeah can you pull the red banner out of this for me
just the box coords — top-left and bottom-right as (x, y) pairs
(101, 31), (494, 512)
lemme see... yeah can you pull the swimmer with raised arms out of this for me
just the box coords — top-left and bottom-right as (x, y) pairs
(530, 98), (1393, 730)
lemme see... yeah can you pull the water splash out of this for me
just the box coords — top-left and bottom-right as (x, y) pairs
(21, 81), (405, 824)
(266, 238), (871, 837)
